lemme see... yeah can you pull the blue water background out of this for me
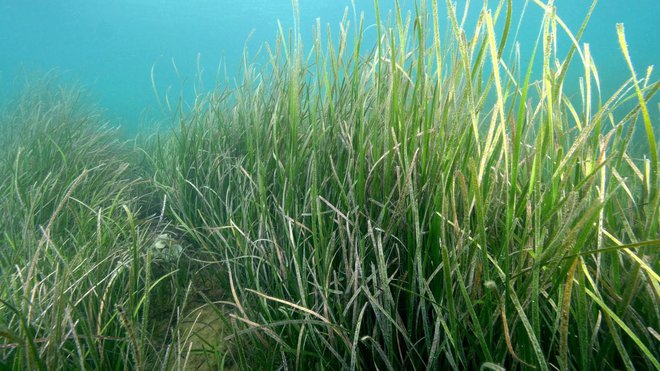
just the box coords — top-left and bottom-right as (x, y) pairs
(1, 0), (658, 133)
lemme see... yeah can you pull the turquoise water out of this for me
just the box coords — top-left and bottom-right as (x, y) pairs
(1, 0), (658, 132)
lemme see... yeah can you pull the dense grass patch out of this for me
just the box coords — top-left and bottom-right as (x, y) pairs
(0, 79), (199, 369)
(2, 0), (659, 369)
(152, 0), (659, 369)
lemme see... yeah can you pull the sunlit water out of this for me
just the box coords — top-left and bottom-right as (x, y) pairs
(1, 0), (658, 134)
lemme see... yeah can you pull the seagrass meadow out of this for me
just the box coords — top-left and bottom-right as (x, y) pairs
(1, 0), (659, 369)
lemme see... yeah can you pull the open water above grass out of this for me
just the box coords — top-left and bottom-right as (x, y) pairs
(0, 0), (658, 134)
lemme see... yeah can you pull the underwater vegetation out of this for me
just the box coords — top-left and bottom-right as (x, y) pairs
(1, 0), (659, 369)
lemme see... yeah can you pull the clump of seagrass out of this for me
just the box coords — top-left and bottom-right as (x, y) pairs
(152, 0), (659, 369)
